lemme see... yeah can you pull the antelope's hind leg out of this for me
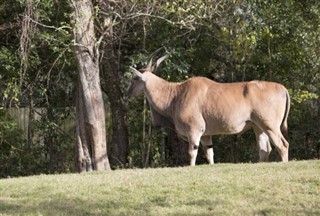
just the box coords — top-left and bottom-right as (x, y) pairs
(201, 136), (214, 164)
(253, 126), (272, 162)
(253, 124), (289, 162)
(266, 129), (289, 162)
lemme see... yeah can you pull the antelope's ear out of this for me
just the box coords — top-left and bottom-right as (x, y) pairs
(129, 66), (143, 78)
(129, 66), (147, 81)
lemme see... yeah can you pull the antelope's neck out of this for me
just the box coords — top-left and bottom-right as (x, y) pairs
(144, 75), (178, 116)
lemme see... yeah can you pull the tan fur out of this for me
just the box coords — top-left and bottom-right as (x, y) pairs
(127, 58), (290, 166)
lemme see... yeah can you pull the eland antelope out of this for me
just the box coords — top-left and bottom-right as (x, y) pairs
(126, 53), (290, 166)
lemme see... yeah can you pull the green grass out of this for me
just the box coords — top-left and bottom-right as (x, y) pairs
(0, 160), (319, 216)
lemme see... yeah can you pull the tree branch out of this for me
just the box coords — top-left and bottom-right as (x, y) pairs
(0, 22), (21, 32)
(24, 15), (72, 31)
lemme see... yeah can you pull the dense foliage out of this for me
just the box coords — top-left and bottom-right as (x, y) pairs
(0, 0), (319, 177)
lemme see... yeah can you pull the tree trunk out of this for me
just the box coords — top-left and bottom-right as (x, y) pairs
(97, 0), (129, 168)
(102, 61), (129, 168)
(71, 0), (110, 171)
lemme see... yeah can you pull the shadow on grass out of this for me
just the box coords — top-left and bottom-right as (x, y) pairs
(2, 196), (320, 216)
(1, 199), (98, 216)
(1, 196), (164, 215)
(1, 196), (224, 215)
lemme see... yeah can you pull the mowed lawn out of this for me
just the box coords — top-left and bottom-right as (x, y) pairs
(0, 160), (319, 216)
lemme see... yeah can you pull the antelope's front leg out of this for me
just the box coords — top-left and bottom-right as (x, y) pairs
(201, 136), (214, 164)
(187, 132), (202, 166)
(188, 143), (199, 166)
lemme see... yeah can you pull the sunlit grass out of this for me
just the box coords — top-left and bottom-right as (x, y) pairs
(0, 160), (319, 215)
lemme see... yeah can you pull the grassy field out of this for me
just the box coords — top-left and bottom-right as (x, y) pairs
(0, 160), (319, 216)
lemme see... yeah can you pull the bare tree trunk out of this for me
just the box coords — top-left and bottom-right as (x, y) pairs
(102, 59), (129, 168)
(144, 123), (152, 168)
(103, 59), (129, 167)
(75, 80), (93, 172)
(71, 0), (110, 171)
(142, 98), (147, 165)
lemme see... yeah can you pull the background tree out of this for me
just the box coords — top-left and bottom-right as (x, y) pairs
(95, 0), (129, 168)
(71, 0), (110, 171)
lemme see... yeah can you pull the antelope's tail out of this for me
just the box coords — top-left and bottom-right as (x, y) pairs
(281, 89), (290, 141)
